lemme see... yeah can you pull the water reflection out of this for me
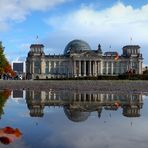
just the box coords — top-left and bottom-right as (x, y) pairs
(25, 90), (143, 122)
(0, 89), (147, 148)
(0, 90), (22, 145)
(0, 89), (11, 118)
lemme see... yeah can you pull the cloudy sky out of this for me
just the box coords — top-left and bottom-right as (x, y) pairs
(0, 0), (148, 64)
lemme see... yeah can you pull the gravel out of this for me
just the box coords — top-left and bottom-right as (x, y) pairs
(0, 80), (148, 94)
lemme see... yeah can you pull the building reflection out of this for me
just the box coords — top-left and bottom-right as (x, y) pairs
(25, 90), (143, 122)
(11, 90), (26, 100)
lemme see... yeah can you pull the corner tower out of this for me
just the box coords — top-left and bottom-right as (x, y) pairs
(26, 43), (45, 79)
(28, 44), (45, 57)
(122, 45), (141, 57)
(122, 45), (143, 74)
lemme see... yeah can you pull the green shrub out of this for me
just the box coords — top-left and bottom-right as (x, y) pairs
(34, 74), (148, 80)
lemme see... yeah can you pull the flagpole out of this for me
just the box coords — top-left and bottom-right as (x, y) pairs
(130, 37), (132, 45)
(36, 35), (39, 44)
(109, 45), (111, 51)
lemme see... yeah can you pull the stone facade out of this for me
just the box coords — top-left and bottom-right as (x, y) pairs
(26, 39), (143, 79)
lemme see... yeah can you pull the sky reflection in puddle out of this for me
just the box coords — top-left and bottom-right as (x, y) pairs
(0, 89), (148, 148)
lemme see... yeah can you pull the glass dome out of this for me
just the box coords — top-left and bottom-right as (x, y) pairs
(64, 39), (91, 55)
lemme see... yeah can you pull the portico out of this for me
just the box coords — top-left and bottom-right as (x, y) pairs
(73, 60), (102, 77)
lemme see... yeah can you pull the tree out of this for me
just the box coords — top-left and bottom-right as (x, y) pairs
(0, 41), (16, 77)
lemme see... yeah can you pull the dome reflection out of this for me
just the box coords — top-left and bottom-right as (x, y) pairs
(64, 106), (90, 122)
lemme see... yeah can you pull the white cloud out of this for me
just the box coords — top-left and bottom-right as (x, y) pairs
(20, 0), (67, 11)
(41, 118), (148, 148)
(46, 2), (148, 46)
(0, 0), (68, 31)
(0, 0), (27, 22)
(44, 2), (148, 63)
(0, 21), (9, 31)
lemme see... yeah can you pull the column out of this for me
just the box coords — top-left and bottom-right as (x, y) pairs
(69, 60), (73, 77)
(49, 61), (51, 75)
(97, 61), (99, 75)
(41, 60), (45, 74)
(84, 93), (86, 101)
(79, 94), (81, 101)
(84, 61), (86, 76)
(111, 62), (113, 75)
(32, 91), (34, 100)
(53, 93), (56, 100)
(58, 61), (60, 74)
(130, 60), (132, 69)
(89, 94), (91, 102)
(126, 61), (129, 72)
(52, 61), (55, 74)
(93, 61), (95, 76)
(106, 62), (108, 75)
(74, 93), (76, 101)
(97, 61), (100, 76)
(100, 61), (103, 75)
(138, 61), (142, 74)
(106, 94), (109, 100)
(40, 60), (42, 74)
(94, 61), (97, 76)
(141, 62), (143, 74)
(49, 91), (51, 100)
(99, 94), (102, 102)
(89, 61), (92, 76)
(29, 61), (31, 73)
(111, 94), (113, 100)
(32, 61), (34, 73)
(79, 61), (81, 76)
(74, 60), (76, 77)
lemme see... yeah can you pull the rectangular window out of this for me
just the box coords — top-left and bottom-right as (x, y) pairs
(45, 61), (49, 74)
(34, 61), (40, 74)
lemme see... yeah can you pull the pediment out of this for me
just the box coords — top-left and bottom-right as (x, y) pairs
(82, 51), (98, 57)
(69, 50), (103, 60)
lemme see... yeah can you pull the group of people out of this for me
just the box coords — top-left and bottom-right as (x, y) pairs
(0, 73), (22, 80)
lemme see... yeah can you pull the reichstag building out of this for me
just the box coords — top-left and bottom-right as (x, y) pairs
(26, 39), (143, 79)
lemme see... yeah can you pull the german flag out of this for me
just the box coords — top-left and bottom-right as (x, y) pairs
(114, 53), (119, 61)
